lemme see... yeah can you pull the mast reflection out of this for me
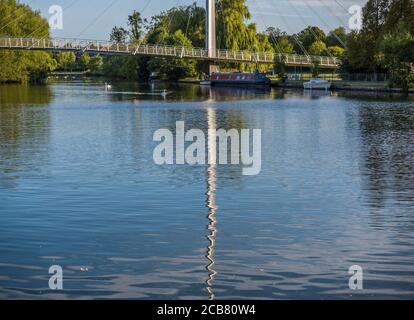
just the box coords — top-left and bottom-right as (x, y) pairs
(205, 94), (218, 300)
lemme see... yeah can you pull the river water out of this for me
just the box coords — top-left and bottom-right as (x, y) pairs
(1, 81), (414, 299)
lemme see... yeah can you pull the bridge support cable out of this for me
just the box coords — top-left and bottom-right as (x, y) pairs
(77, 0), (121, 38)
(303, 0), (347, 48)
(319, 0), (352, 33)
(267, 0), (310, 58)
(251, 0), (284, 55)
(285, 0), (336, 63)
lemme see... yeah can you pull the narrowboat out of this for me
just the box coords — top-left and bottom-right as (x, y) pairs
(201, 71), (271, 86)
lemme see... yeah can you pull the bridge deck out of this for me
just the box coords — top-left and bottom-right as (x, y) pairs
(0, 37), (339, 68)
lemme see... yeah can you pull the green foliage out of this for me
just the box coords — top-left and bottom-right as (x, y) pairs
(110, 26), (129, 43)
(0, 0), (57, 83)
(276, 37), (294, 54)
(342, 0), (414, 88)
(145, 4), (205, 48)
(385, 0), (414, 33)
(308, 41), (327, 56)
(128, 10), (143, 42)
(326, 27), (347, 48)
(217, 0), (254, 51)
(0, 50), (56, 83)
(380, 23), (414, 90)
(216, 0), (273, 71)
(148, 30), (198, 80)
(295, 26), (326, 52)
(274, 54), (287, 82)
(362, 0), (389, 37)
(266, 27), (294, 54)
(56, 52), (76, 71)
(79, 53), (91, 71)
(327, 46), (345, 57)
(89, 55), (104, 73)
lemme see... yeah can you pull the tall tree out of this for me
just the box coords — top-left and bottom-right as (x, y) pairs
(89, 55), (104, 73)
(380, 22), (414, 90)
(148, 30), (198, 80)
(0, 0), (57, 83)
(326, 27), (347, 48)
(308, 41), (327, 56)
(216, 0), (256, 51)
(296, 26), (326, 51)
(57, 52), (76, 71)
(110, 26), (128, 43)
(385, 0), (414, 33)
(362, 0), (390, 37)
(128, 10), (143, 42)
(266, 27), (294, 54)
(79, 53), (91, 71)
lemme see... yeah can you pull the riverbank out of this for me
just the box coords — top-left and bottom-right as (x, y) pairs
(177, 78), (414, 94)
(271, 80), (414, 94)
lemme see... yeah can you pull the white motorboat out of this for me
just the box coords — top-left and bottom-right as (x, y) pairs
(304, 78), (331, 90)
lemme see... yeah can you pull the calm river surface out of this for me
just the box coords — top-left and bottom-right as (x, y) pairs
(1, 81), (414, 299)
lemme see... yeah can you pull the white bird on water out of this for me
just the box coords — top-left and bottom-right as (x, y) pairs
(104, 83), (112, 91)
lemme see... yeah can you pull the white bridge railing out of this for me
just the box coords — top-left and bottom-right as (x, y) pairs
(0, 37), (340, 67)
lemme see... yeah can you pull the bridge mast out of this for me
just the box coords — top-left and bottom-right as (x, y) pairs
(205, 0), (219, 74)
(206, 0), (216, 58)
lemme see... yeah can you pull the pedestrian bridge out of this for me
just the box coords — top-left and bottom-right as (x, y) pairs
(0, 37), (340, 68)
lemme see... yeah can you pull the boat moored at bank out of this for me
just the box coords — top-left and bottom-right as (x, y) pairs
(202, 71), (271, 86)
(303, 78), (331, 90)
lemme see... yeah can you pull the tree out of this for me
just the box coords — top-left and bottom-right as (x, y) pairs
(57, 52), (76, 71)
(103, 1), (273, 80)
(217, 0), (257, 51)
(380, 22), (414, 91)
(110, 26), (128, 43)
(327, 46), (345, 57)
(274, 54), (287, 82)
(308, 41), (327, 56)
(89, 55), (104, 73)
(163, 3), (206, 47)
(326, 27), (347, 48)
(266, 27), (294, 54)
(149, 30), (197, 80)
(215, 0), (273, 71)
(79, 53), (91, 71)
(362, 0), (390, 37)
(296, 26), (326, 52)
(342, 0), (414, 76)
(128, 10), (143, 42)
(0, 0), (57, 83)
(385, 0), (414, 34)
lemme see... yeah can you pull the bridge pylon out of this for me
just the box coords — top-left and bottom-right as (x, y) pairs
(205, 0), (219, 75)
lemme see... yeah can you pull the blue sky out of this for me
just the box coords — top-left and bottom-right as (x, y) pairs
(20, 0), (367, 40)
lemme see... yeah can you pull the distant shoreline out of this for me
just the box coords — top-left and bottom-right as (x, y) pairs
(2, 76), (413, 95)
(176, 79), (414, 94)
(270, 80), (414, 94)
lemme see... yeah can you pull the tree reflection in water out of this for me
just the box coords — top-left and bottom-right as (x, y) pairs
(0, 85), (52, 189)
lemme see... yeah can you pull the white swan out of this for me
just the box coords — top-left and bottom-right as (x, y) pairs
(105, 83), (112, 91)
